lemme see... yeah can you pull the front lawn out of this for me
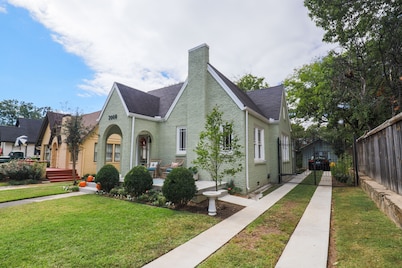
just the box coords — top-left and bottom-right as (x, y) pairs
(0, 194), (218, 267)
(0, 182), (70, 203)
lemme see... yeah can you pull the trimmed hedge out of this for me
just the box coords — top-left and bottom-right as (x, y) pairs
(95, 164), (120, 193)
(124, 165), (153, 197)
(162, 167), (197, 207)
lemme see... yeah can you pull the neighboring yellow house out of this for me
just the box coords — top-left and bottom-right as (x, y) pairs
(36, 111), (121, 178)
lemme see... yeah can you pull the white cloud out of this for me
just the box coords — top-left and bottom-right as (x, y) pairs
(8, 0), (336, 96)
(0, 3), (7, 13)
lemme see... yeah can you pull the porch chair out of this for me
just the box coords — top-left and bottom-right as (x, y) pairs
(160, 159), (185, 178)
(147, 159), (161, 178)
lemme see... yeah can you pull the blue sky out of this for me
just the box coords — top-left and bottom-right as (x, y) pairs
(0, 5), (102, 113)
(0, 1), (336, 115)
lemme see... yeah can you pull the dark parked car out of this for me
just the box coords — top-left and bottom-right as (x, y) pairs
(308, 156), (330, 171)
(0, 151), (25, 164)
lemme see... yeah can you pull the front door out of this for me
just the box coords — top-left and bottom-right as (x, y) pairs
(51, 143), (58, 168)
(138, 135), (150, 166)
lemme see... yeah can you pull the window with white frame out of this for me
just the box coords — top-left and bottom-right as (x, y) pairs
(93, 143), (98, 162)
(176, 126), (187, 154)
(221, 124), (233, 152)
(106, 144), (113, 162)
(281, 134), (290, 161)
(114, 144), (120, 162)
(254, 127), (265, 160)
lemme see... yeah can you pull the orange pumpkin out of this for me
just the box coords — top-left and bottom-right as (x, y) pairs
(96, 183), (101, 190)
(79, 181), (87, 187)
(87, 175), (94, 182)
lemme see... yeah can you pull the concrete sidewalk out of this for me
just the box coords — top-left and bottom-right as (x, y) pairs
(143, 171), (310, 268)
(276, 171), (332, 268)
(0, 192), (87, 209)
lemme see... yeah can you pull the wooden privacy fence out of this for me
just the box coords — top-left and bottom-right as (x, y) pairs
(356, 113), (402, 194)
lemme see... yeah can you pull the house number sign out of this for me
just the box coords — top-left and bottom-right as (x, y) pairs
(108, 114), (118, 120)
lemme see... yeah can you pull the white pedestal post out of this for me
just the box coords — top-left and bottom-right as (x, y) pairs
(203, 191), (221, 216)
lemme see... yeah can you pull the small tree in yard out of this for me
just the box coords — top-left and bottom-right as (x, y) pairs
(63, 110), (92, 185)
(193, 106), (243, 191)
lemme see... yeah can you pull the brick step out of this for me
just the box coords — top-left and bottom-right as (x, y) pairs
(46, 168), (80, 183)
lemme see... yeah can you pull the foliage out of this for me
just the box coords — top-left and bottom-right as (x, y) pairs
(63, 110), (93, 184)
(301, 0), (400, 124)
(63, 185), (79, 192)
(162, 167), (197, 207)
(187, 166), (198, 174)
(193, 106), (243, 191)
(0, 160), (44, 182)
(331, 154), (353, 183)
(109, 186), (127, 196)
(124, 165), (153, 197)
(234, 73), (269, 92)
(137, 189), (167, 207)
(95, 164), (120, 193)
(287, 0), (401, 146)
(225, 180), (242, 195)
(0, 99), (51, 126)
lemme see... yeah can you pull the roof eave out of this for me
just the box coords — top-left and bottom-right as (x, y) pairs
(245, 107), (278, 124)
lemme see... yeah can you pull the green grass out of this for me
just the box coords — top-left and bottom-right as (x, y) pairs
(198, 171), (323, 268)
(331, 187), (402, 267)
(0, 182), (71, 203)
(0, 194), (219, 267)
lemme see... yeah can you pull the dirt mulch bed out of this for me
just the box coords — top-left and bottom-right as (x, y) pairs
(178, 199), (245, 220)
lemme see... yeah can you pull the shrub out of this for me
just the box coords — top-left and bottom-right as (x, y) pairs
(162, 167), (197, 207)
(331, 155), (353, 183)
(95, 164), (120, 193)
(124, 166), (153, 197)
(0, 160), (44, 182)
(226, 179), (242, 195)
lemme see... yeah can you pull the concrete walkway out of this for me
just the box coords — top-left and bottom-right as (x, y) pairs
(276, 171), (332, 268)
(0, 191), (87, 209)
(143, 171), (310, 268)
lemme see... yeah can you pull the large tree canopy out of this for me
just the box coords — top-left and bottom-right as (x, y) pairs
(235, 73), (269, 92)
(287, 0), (401, 144)
(304, 0), (401, 116)
(0, 99), (51, 125)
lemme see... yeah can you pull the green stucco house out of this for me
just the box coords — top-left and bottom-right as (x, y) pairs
(97, 44), (293, 194)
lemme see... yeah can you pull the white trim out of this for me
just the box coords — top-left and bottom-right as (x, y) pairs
(130, 116), (135, 169)
(164, 80), (188, 120)
(98, 83), (130, 121)
(254, 127), (265, 161)
(207, 65), (244, 110)
(127, 112), (164, 122)
(245, 110), (250, 191)
(245, 107), (278, 124)
(176, 126), (187, 155)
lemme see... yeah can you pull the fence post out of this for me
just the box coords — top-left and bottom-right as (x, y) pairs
(277, 137), (282, 184)
(353, 135), (359, 186)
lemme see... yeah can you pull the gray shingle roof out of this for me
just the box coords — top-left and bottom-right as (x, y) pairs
(247, 85), (284, 120)
(115, 82), (183, 118)
(0, 118), (43, 143)
(114, 67), (284, 121)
